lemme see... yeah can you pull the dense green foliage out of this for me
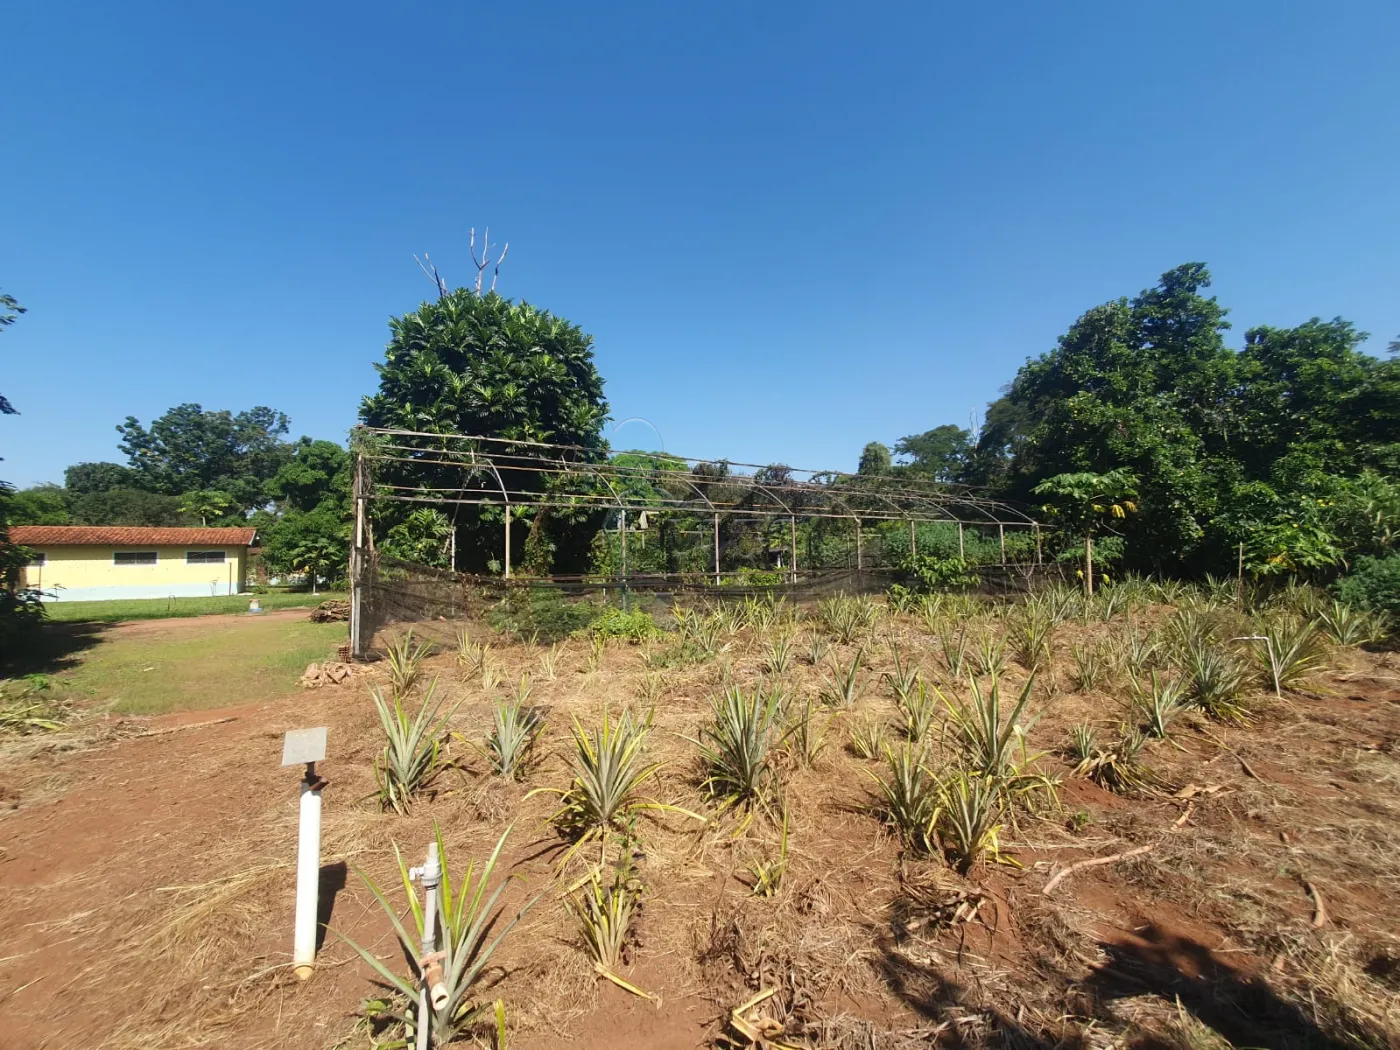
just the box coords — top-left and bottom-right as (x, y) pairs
(361, 288), (610, 575)
(1336, 556), (1400, 617)
(863, 263), (1400, 588)
(0, 289), (45, 649)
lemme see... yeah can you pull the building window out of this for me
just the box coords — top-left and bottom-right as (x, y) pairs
(114, 551), (158, 566)
(186, 550), (226, 565)
(29, 552), (47, 567)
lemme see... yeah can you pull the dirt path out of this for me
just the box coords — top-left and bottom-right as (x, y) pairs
(3, 617), (1399, 1050)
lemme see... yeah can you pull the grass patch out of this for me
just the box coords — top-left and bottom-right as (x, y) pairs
(57, 617), (347, 715)
(43, 591), (345, 623)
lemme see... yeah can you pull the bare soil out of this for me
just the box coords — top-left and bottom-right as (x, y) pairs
(2, 605), (1398, 1050)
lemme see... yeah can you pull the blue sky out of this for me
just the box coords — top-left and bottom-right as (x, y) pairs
(4, 2), (1399, 487)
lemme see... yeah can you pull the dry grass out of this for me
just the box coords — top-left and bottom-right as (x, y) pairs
(4, 589), (1400, 1050)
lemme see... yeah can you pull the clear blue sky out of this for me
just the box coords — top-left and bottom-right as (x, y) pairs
(4, 2), (1399, 488)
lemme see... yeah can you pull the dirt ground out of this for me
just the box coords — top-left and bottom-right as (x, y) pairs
(2, 602), (1399, 1050)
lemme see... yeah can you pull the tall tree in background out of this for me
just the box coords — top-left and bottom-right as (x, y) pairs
(259, 438), (353, 585)
(117, 404), (293, 512)
(858, 441), (892, 476)
(894, 425), (973, 482)
(360, 287), (610, 573)
(0, 288), (44, 649)
(1, 289), (26, 416)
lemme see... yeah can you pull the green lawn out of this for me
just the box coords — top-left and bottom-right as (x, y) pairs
(43, 591), (348, 623)
(56, 617), (349, 715)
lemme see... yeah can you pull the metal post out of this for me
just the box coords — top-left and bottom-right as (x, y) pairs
(503, 504), (511, 579)
(909, 520), (917, 560)
(999, 523), (1006, 566)
(855, 519), (862, 570)
(713, 513), (720, 586)
(789, 515), (798, 585)
(957, 522), (965, 561)
(619, 509), (627, 579)
(449, 528), (456, 573)
(350, 453), (367, 659)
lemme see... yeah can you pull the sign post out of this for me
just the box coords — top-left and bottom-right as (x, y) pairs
(282, 727), (328, 980)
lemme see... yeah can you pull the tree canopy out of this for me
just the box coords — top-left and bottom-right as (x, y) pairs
(859, 263), (1400, 581)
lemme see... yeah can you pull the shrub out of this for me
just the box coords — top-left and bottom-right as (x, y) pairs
(1336, 555), (1400, 618)
(895, 553), (980, 594)
(488, 587), (598, 642)
(589, 606), (660, 643)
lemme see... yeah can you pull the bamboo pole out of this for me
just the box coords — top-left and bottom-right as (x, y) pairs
(790, 515), (798, 585)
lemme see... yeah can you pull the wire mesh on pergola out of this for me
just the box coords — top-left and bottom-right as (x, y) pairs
(353, 427), (1043, 566)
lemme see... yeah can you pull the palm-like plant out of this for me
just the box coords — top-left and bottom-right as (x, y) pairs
(781, 698), (830, 767)
(1253, 617), (1328, 692)
(340, 824), (537, 1047)
(1180, 641), (1250, 724)
(571, 861), (652, 999)
(532, 708), (697, 865)
(973, 631), (1008, 678)
(385, 629), (434, 694)
(898, 675), (940, 744)
(1313, 600), (1389, 647)
(1133, 672), (1187, 739)
(373, 679), (461, 813)
(867, 744), (942, 854)
(883, 643), (920, 705)
(848, 714), (886, 760)
(939, 770), (1006, 873)
(481, 682), (544, 779)
(694, 684), (783, 811)
(820, 649), (867, 707)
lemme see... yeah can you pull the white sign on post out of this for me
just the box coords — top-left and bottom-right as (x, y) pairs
(284, 727), (328, 980)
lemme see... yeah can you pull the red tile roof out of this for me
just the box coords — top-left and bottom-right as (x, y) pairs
(10, 526), (257, 547)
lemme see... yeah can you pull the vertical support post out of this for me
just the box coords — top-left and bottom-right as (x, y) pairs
(713, 513), (721, 586)
(789, 515), (798, 585)
(958, 522), (965, 561)
(998, 523), (1006, 566)
(1034, 523), (1042, 565)
(855, 519), (862, 570)
(293, 763), (323, 980)
(349, 451), (367, 659)
(449, 528), (456, 573)
(909, 520), (917, 560)
(619, 509), (628, 579)
(503, 504), (512, 579)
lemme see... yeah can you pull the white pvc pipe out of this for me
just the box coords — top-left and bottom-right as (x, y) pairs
(415, 841), (443, 1050)
(293, 772), (323, 979)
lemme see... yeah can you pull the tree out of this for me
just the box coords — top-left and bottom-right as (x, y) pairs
(1, 289), (26, 416)
(1033, 469), (1138, 596)
(69, 488), (185, 527)
(0, 291), (44, 649)
(266, 439), (350, 514)
(894, 425), (973, 482)
(10, 484), (70, 525)
(65, 461), (140, 495)
(179, 489), (235, 526)
(117, 404), (293, 511)
(260, 506), (349, 592)
(858, 442), (892, 476)
(360, 288), (610, 574)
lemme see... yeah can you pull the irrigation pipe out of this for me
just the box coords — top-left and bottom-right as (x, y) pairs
(410, 841), (446, 1050)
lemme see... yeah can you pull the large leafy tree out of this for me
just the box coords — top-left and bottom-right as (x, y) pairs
(117, 403), (293, 511)
(1, 289), (26, 416)
(10, 484), (70, 525)
(894, 425), (973, 482)
(0, 289), (44, 648)
(360, 289), (610, 573)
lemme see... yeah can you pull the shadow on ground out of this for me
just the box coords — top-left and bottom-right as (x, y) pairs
(873, 923), (1379, 1050)
(2, 621), (111, 676)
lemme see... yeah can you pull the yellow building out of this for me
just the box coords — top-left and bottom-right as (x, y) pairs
(13, 526), (256, 602)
